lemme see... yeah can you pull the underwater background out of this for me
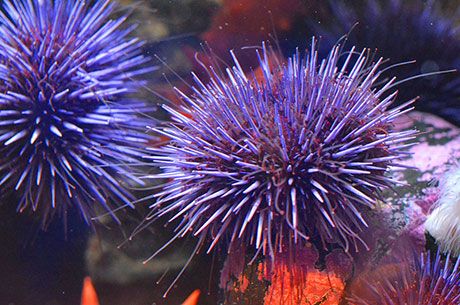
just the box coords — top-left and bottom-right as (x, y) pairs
(0, 1), (459, 305)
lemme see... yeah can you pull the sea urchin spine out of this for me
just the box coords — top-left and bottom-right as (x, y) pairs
(348, 250), (460, 305)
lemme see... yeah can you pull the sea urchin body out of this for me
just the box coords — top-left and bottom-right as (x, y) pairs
(0, 0), (153, 226)
(146, 40), (416, 260)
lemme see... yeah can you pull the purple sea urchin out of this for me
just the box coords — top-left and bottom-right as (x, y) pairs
(348, 250), (460, 305)
(314, 0), (460, 125)
(145, 40), (416, 261)
(0, 0), (153, 226)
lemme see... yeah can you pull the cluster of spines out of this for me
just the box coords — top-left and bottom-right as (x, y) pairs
(349, 250), (460, 305)
(143, 40), (416, 263)
(0, 0), (154, 226)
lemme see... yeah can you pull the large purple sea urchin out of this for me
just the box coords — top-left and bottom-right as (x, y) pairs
(145, 41), (416, 261)
(348, 250), (460, 305)
(0, 0), (153, 226)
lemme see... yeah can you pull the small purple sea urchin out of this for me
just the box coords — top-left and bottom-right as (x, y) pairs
(348, 250), (460, 305)
(145, 40), (416, 262)
(0, 0), (153, 227)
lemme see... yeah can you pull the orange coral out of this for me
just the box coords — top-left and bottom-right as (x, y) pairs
(222, 245), (347, 304)
(263, 261), (345, 305)
(182, 289), (201, 305)
(81, 277), (100, 305)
